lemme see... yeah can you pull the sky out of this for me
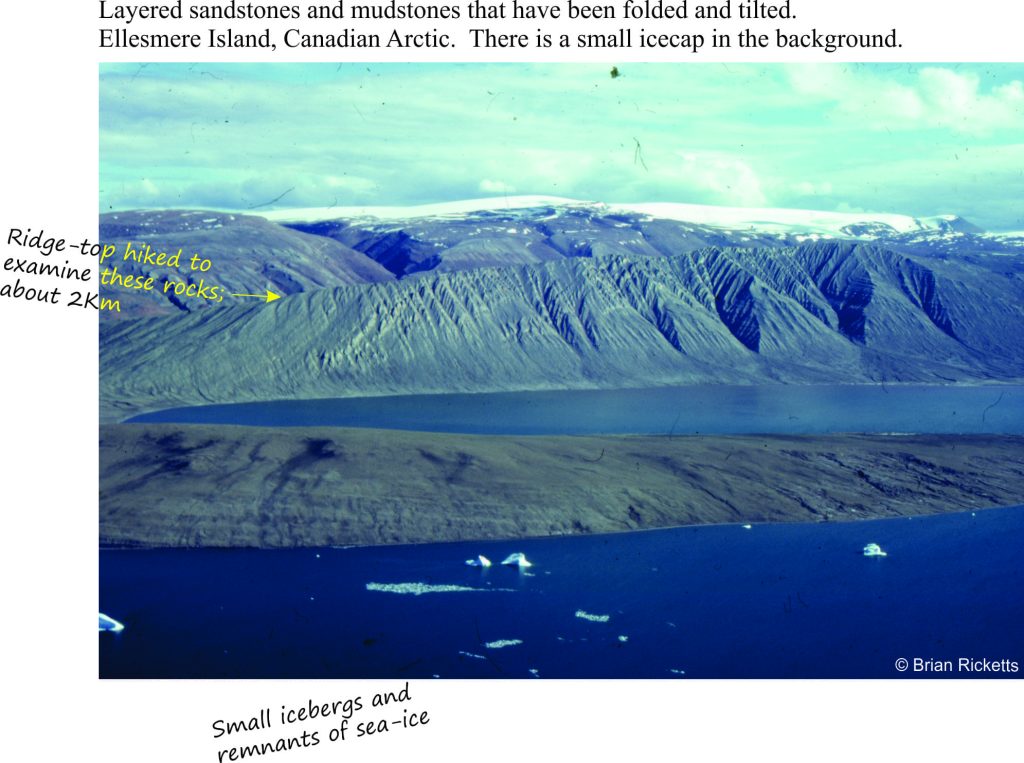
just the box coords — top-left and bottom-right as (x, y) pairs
(99, 63), (1024, 230)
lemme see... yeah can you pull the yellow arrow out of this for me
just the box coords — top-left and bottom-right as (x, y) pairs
(230, 290), (281, 303)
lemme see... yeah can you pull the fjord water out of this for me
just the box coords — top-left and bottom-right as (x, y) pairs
(107, 384), (1024, 678)
(127, 384), (1024, 435)
(99, 505), (1023, 679)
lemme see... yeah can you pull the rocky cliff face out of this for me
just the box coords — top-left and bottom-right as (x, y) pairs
(99, 203), (1024, 320)
(100, 241), (1024, 418)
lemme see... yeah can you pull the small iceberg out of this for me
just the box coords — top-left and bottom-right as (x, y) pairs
(742, 524), (753, 530)
(465, 555), (492, 567)
(501, 552), (533, 568)
(98, 613), (124, 633)
(863, 543), (888, 557)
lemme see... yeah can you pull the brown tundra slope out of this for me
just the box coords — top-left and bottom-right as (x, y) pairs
(100, 425), (1024, 548)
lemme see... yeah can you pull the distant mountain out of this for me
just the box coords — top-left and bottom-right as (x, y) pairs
(267, 197), (1024, 279)
(98, 210), (394, 317)
(99, 201), (1023, 320)
(100, 241), (1024, 420)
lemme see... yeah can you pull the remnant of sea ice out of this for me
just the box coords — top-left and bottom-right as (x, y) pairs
(575, 610), (610, 623)
(366, 582), (510, 595)
(484, 639), (523, 649)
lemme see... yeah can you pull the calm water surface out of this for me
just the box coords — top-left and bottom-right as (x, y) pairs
(127, 385), (1024, 435)
(100, 505), (1024, 679)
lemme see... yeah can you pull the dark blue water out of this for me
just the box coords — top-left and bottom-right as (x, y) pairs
(100, 505), (1024, 679)
(126, 385), (1024, 435)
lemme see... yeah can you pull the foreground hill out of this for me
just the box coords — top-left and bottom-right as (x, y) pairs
(100, 425), (1024, 547)
(100, 241), (1024, 419)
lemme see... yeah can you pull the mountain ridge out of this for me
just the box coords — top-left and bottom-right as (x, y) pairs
(100, 241), (1024, 420)
(99, 201), (1023, 318)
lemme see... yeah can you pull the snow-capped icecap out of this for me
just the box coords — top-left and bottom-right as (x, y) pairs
(262, 196), (581, 223)
(261, 196), (967, 239)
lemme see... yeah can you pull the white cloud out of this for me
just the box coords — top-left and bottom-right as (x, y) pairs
(787, 65), (1024, 135)
(479, 179), (517, 194)
(791, 180), (834, 197)
(98, 63), (1024, 228)
(673, 152), (767, 207)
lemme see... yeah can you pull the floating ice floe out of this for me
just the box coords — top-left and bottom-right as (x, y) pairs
(669, 669), (687, 676)
(742, 524), (753, 530)
(458, 651), (487, 660)
(501, 552), (533, 568)
(575, 609), (610, 623)
(366, 582), (513, 596)
(465, 555), (492, 567)
(484, 639), (523, 650)
(98, 613), (124, 633)
(617, 635), (629, 643)
(863, 543), (888, 557)
(528, 668), (540, 678)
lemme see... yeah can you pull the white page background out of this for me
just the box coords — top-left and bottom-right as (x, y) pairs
(2, 1), (1022, 760)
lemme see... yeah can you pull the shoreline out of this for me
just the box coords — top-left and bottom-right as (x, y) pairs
(98, 501), (1022, 552)
(100, 378), (1024, 425)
